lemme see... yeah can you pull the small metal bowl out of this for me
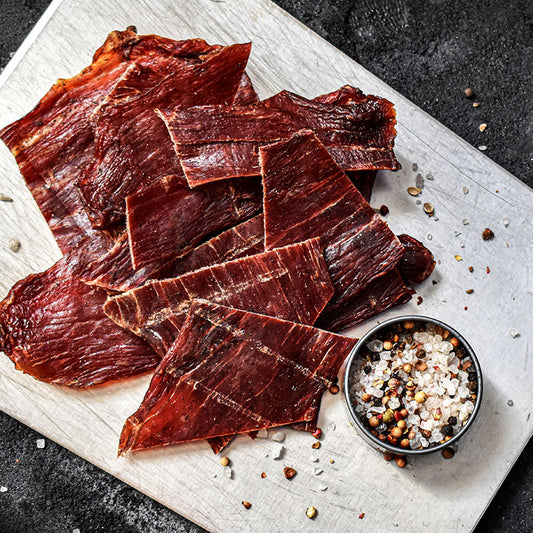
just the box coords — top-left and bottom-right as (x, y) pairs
(343, 315), (483, 456)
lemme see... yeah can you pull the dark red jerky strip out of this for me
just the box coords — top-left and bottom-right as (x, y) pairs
(0, 234), (159, 387)
(161, 87), (398, 187)
(0, 29), (218, 251)
(261, 131), (404, 307)
(126, 174), (262, 270)
(80, 43), (252, 229)
(312, 85), (368, 105)
(208, 435), (236, 454)
(80, 215), (264, 293)
(316, 269), (414, 332)
(118, 300), (357, 455)
(104, 238), (334, 356)
(397, 234), (436, 284)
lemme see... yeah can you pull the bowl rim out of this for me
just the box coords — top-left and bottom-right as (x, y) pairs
(343, 314), (483, 456)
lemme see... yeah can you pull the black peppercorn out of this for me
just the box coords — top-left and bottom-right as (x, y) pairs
(442, 424), (454, 436)
(447, 416), (457, 426)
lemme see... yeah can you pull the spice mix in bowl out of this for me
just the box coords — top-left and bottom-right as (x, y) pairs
(344, 315), (482, 456)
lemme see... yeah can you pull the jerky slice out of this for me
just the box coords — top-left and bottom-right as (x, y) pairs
(161, 88), (398, 187)
(118, 300), (357, 455)
(104, 237), (333, 355)
(0, 235), (159, 387)
(81, 43), (252, 228)
(261, 130), (404, 306)
(126, 174), (262, 270)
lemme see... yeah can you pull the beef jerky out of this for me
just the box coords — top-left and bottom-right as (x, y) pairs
(397, 234), (436, 284)
(161, 88), (398, 187)
(80, 215), (264, 292)
(233, 73), (259, 106)
(347, 170), (378, 202)
(316, 269), (414, 332)
(104, 237), (333, 355)
(0, 28), (217, 251)
(81, 43), (252, 228)
(126, 174), (262, 270)
(261, 131), (404, 307)
(0, 234), (159, 387)
(118, 300), (357, 455)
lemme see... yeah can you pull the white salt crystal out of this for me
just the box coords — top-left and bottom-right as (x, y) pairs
(503, 218), (510, 227)
(272, 443), (284, 460)
(224, 466), (233, 478)
(256, 429), (268, 439)
(36, 439), (45, 449)
(509, 329), (520, 338)
(73, 530), (81, 533)
(367, 339), (383, 352)
(319, 484), (328, 491)
(380, 351), (391, 360)
(420, 437), (429, 448)
(0, 486), (7, 493)
(355, 404), (364, 412)
(463, 219), (469, 225)
(271, 431), (285, 442)
(311, 456), (320, 462)
(328, 421), (336, 432)
(458, 386), (469, 399)
(314, 467), (324, 476)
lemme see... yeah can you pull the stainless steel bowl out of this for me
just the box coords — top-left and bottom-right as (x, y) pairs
(343, 315), (483, 456)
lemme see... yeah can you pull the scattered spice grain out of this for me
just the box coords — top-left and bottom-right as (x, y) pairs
(466, 289), (474, 294)
(479, 123), (487, 132)
(441, 447), (455, 459)
(8, 238), (20, 252)
(359, 512), (366, 519)
(379, 204), (389, 216)
(408, 187), (421, 196)
(0, 193), (13, 202)
(220, 456), (230, 467)
(482, 228), (494, 240)
(329, 384), (339, 395)
(306, 506), (317, 519)
(242, 501), (252, 509)
(464, 88), (474, 98)
(284, 467), (297, 479)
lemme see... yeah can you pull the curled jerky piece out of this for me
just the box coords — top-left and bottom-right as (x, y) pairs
(0, 235), (159, 387)
(397, 234), (436, 284)
(118, 300), (357, 455)
(104, 238), (333, 355)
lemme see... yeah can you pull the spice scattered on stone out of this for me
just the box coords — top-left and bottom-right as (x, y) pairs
(408, 187), (421, 196)
(359, 512), (366, 519)
(311, 441), (321, 449)
(423, 202), (434, 216)
(36, 439), (45, 449)
(0, 486), (7, 493)
(462, 186), (469, 195)
(441, 447), (455, 459)
(466, 289), (474, 294)
(473, 102), (480, 108)
(455, 255), (463, 262)
(478, 145), (487, 151)
(479, 123), (487, 132)
(482, 228), (495, 240)
(330, 384), (339, 394)
(350, 321), (477, 451)
(8, 238), (20, 252)
(427, 234), (433, 241)
(261, 472), (267, 478)
(468, 266), (474, 272)
(502, 218), (510, 227)
(464, 87), (474, 98)
(220, 456), (230, 467)
(242, 501), (252, 509)
(415, 173), (424, 189)
(509, 329), (520, 338)
(426, 173), (434, 181)
(412, 163), (418, 172)
(271, 430), (285, 442)
(486, 266), (490, 274)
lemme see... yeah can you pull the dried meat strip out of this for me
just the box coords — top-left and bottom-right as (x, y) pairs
(261, 131), (404, 308)
(0, 28), (218, 251)
(0, 235), (159, 387)
(118, 300), (356, 455)
(81, 43), (252, 228)
(233, 73), (259, 106)
(126, 174), (262, 270)
(397, 234), (436, 284)
(316, 269), (414, 332)
(161, 88), (398, 187)
(347, 170), (378, 202)
(104, 237), (333, 356)
(80, 215), (264, 293)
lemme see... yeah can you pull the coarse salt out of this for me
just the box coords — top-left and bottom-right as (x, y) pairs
(36, 439), (45, 449)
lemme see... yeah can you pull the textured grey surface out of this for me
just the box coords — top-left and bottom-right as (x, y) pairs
(0, 1), (531, 532)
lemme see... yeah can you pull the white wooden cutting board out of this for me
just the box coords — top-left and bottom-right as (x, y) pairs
(0, 1), (531, 531)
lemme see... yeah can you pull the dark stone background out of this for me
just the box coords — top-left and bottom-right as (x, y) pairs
(0, 1), (531, 532)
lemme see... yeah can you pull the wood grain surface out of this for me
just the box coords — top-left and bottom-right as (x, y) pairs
(0, 1), (531, 532)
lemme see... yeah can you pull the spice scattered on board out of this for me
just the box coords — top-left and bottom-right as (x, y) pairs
(0, 487), (7, 493)
(329, 384), (339, 394)
(482, 228), (495, 240)
(507, 399), (514, 407)
(466, 289), (474, 294)
(478, 145), (487, 151)
(306, 506), (317, 519)
(36, 439), (45, 449)
(359, 512), (366, 519)
(220, 456), (230, 467)
(441, 447), (455, 459)
(509, 329), (520, 338)
(311, 441), (321, 449)
(260, 472), (267, 478)
(464, 88), (474, 98)
(455, 255), (463, 262)
(0, 193), (13, 202)
(473, 102), (480, 108)
(408, 187), (421, 196)
(423, 203), (434, 216)
(379, 204), (389, 216)
(242, 501), (252, 509)
(284, 466), (297, 479)
(8, 238), (20, 252)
